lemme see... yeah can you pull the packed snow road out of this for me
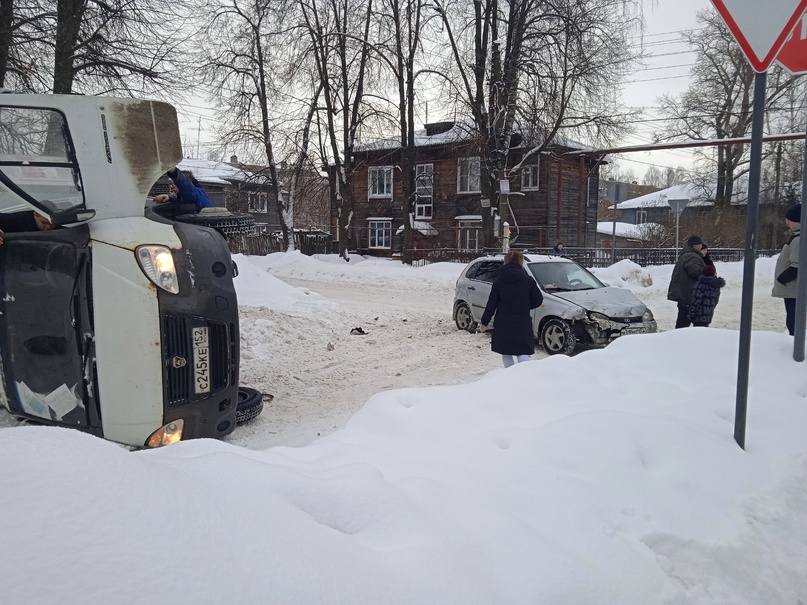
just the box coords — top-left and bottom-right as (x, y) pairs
(0, 253), (789, 449)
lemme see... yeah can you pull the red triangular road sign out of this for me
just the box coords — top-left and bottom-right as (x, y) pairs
(711, 0), (807, 71)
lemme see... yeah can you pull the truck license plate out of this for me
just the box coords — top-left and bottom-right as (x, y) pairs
(192, 326), (211, 394)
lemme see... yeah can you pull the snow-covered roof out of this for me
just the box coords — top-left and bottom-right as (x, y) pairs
(396, 221), (438, 236)
(597, 221), (662, 240)
(608, 183), (715, 210)
(176, 158), (251, 186)
(357, 120), (593, 154)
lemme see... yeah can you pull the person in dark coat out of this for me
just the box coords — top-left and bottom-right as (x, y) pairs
(772, 203), (801, 335)
(479, 250), (544, 368)
(552, 241), (566, 256)
(700, 242), (714, 268)
(0, 202), (56, 245)
(154, 168), (213, 209)
(667, 234), (706, 328)
(689, 265), (726, 327)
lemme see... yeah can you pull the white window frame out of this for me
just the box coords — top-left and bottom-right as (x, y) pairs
(368, 220), (392, 249)
(415, 163), (434, 219)
(369, 166), (393, 198)
(636, 207), (648, 224)
(522, 164), (539, 190)
(457, 157), (481, 194)
(457, 219), (482, 250)
(248, 192), (268, 213)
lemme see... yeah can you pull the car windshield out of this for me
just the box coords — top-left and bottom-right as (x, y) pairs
(527, 261), (604, 292)
(0, 106), (84, 214)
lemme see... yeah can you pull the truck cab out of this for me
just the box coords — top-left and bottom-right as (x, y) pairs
(0, 94), (240, 448)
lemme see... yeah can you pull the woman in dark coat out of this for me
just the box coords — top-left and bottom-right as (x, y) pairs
(479, 250), (543, 367)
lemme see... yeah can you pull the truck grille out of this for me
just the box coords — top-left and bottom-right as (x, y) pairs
(163, 314), (234, 407)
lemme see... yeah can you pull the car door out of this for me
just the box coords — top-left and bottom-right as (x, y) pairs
(467, 260), (501, 322)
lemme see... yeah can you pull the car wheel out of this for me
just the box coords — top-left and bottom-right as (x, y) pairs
(175, 209), (255, 238)
(236, 386), (264, 424)
(540, 318), (576, 355)
(454, 301), (478, 333)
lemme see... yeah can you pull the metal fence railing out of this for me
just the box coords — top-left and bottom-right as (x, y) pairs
(409, 247), (780, 268)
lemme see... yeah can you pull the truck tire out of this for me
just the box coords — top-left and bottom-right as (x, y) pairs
(236, 386), (265, 424)
(175, 209), (255, 238)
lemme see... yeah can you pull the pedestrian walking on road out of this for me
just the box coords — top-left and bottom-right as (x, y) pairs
(479, 250), (543, 368)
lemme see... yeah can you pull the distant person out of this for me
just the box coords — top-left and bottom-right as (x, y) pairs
(667, 234), (706, 328)
(0, 202), (56, 245)
(772, 203), (801, 335)
(479, 250), (543, 368)
(552, 241), (566, 256)
(689, 265), (726, 327)
(700, 242), (714, 268)
(154, 168), (213, 209)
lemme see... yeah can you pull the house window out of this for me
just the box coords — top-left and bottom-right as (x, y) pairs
(522, 165), (539, 190)
(248, 192), (268, 213)
(636, 208), (647, 224)
(369, 166), (393, 198)
(368, 220), (391, 249)
(457, 157), (481, 193)
(457, 219), (482, 250)
(415, 163), (434, 219)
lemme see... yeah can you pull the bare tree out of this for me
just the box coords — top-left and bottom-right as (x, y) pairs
(657, 9), (798, 209)
(199, 0), (292, 248)
(1, 0), (190, 94)
(374, 0), (432, 264)
(434, 0), (640, 247)
(299, 0), (375, 260)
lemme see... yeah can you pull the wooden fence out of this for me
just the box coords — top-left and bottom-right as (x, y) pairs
(228, 231), (331, 256)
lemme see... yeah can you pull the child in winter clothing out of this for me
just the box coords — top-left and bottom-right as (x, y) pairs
(689, 265), (726, 327)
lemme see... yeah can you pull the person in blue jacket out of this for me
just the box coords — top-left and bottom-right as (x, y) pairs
(154, 168), (213, 209)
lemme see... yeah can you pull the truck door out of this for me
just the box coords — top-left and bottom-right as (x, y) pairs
(0, 225), (97, 431)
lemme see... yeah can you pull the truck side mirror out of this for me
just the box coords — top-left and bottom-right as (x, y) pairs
(51, 208), (96, 227)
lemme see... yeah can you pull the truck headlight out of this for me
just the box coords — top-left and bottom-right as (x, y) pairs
(643, 308), (655, 322)
(146, 419), (184, 448)
(136, 245), (179, 294)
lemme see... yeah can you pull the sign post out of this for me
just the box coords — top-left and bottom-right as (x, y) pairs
(606, 181), (627, 265)
(666, 198), (690, 251)
(710, 0), (807, 449)
(776, 10), (807, 362)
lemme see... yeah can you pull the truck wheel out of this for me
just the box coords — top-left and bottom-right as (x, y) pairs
(175, 209), (255, 238)
(540, 318), (576, 355)
(236, 386), (264, 424)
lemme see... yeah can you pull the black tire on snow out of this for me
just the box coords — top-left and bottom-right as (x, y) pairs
(236, 386), (264, 424)
(175, 210), (255, 238)
(454, 301), (478, 333)
(540, 318), (576, 356)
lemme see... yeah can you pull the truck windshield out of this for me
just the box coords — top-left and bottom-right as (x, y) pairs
(0, 106), (83, 214)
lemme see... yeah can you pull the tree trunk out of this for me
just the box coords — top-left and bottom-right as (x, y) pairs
(0, 0), (13, 87)
(53, 0), (85, 93)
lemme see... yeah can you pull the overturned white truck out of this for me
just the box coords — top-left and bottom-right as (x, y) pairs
(0, 93), (259, 448)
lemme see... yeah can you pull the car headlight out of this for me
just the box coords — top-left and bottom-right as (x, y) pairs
(643, 308), (655, 322)
(588, 312), (611, 329)
(136, 245), (179, 294)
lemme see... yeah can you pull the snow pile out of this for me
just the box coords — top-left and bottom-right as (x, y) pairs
(250, 250), (464, 291)
(2, 328), (807, 604)
(591, 259), (654, 288)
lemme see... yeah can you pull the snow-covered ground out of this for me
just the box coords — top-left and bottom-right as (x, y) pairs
(3, 251), (806, 604)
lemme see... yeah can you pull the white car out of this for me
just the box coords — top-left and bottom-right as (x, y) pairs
(453, 254), (657, 355)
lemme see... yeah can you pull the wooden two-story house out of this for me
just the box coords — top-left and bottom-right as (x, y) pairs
(343, 121), (603, 257)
